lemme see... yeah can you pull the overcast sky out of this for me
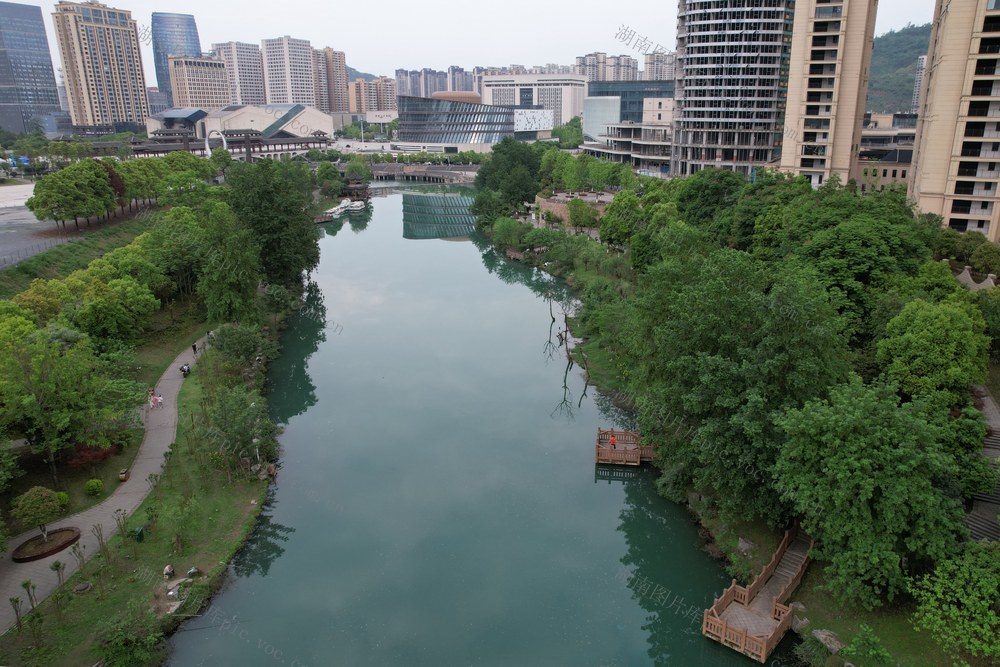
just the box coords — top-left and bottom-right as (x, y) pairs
(34, 0), (936, 83)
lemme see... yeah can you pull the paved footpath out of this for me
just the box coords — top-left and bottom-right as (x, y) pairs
(0, 337), (205, 635)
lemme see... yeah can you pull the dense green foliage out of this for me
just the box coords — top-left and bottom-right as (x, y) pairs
(472, 142), (998, 647)
(866, 24), (932, 113)
(551, 116), (583, 149)
(909, 541), (1000, 661)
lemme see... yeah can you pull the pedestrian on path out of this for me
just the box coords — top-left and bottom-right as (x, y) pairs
(191, 343), (198, 356)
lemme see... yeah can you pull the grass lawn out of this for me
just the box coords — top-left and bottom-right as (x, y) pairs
(0, 208), (159, 300)
(794, 567), (979, 667)
(0, 363), (268, 667)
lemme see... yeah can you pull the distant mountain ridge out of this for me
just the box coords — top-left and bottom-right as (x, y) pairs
(346, 66), (377, 81)
(865, 23), (932, 113)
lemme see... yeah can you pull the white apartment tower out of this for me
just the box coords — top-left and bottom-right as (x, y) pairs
(261, 36), (315, 105)
(912, 55), (927, 114)
(212, 41), (265, 106)
(644, 52), (676, 81)
(780, 0), (878, 186)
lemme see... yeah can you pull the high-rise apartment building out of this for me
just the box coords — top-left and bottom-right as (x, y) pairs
(322, 48), (349, 112)
(348, 76), (396, 113)
(150, 13), (201, 102)
(910, 0), (1000, 238)
(0, 2), (60, 135)
(313, 49), (330, 113)
(212, 41), (265, 106)
(168, 56), (230, 109)
(675, 0), (794, 176)
(53, 1), (149, 127)
(912, 54), (927, 113)
(643, 52), (676, 81)
(575, 52), (639, 82)
(780, 0), (878, 186)
(448, 66), (475, 92)
(261, 36), (315, 105)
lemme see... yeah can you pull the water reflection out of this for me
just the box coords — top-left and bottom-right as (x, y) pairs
(231, 487), (295, 578)
(269, 280), (327, 425)
(617, 472), (706, 665)
(348, 207), (373, 233)
(401, 193), (476, 240)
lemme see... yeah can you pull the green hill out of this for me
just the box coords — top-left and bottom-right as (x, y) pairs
(865, 23), (932, 113)
(346, 66), (376, 82)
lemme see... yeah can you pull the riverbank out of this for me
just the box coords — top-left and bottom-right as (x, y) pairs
(0, 351), (269, 666)
(485, 224), (960, 667)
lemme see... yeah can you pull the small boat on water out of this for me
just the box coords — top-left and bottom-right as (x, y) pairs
(346, 201), (367, 211)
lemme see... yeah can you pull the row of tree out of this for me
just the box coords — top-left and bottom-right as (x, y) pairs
(1, 150), (323, 550)
(472, 149), (999, 662)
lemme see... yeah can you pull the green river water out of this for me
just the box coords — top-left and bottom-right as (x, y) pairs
(167, 189), (789, 666)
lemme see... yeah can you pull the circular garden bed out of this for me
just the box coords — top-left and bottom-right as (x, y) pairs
(12, 527), (81, 563)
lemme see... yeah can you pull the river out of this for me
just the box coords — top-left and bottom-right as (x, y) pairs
(167, 188), (775, 666)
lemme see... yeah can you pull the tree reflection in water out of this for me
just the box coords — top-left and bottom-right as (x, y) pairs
(232, 486), (295, 579)
(268, 280), (327, 425)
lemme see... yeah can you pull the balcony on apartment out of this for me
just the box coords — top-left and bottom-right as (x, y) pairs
(951, 199), (995, 217)
(962, 141), (1000, 159)
(954, 180), (998, 197)
(958, 161), (1000, 179)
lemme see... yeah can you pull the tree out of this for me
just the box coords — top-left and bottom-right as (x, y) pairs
(226, 160), (319, 285)
(909, 541), (1000, 662)
(876, 299), (988, 402)
(11, 486), (62, 542)
(344, 159), (372, 183)
(674, 168), (745, 228)
(567, 198), (599, 232)
(839, 624), (894, 666)
(599, 190), (642, 246)
(970, 240), (1000, 275)
(209, 147), (233, 174)
(774, 378), (967, 608)
(196, 202), (261, 324)
(552, 116), (583, 148)
(625, 248), (851, 523)
(0, 315), (142, 484)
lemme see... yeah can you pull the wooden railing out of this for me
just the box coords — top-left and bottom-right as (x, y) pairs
(775, 552), (812, 606)
(596, 428), (641, 447)
(594, 429), (656, 466)
(701, 526), (812, 664)
(743, 527), (794, 601)
(595, 446), (643, 465)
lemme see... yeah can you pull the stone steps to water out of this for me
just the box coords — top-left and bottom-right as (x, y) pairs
(966, 512), (1000, 541)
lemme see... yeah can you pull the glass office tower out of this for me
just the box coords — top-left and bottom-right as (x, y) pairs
(151, 12), (201, 102)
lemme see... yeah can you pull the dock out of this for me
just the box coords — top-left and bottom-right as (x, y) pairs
(702, 526), (813, 663)
(594, 428), (655, 465)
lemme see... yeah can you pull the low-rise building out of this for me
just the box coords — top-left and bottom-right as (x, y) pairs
(583, 98), (674, 178)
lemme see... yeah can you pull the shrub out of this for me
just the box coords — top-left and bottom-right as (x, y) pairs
(970, 240), (1000, 275)
(85, 479), (104, 497)
(56, 492), (70, 510)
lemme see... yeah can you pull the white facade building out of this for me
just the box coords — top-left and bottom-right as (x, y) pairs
(261, 36), (315, 105)
(481, 74), (586, 127)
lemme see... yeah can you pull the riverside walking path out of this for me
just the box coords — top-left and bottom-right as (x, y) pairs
(0, 337), (205, 635)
